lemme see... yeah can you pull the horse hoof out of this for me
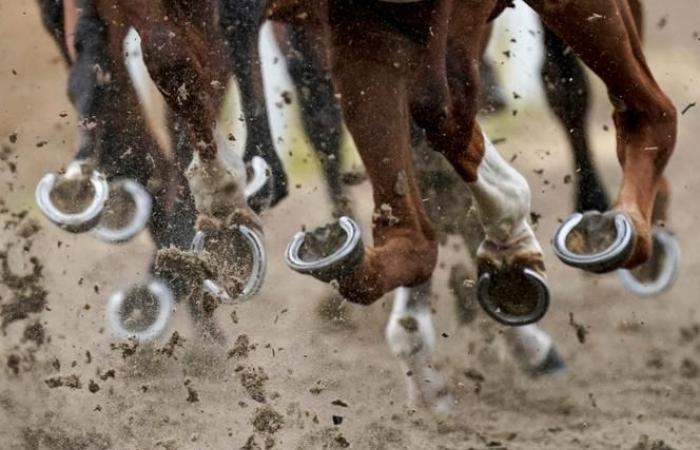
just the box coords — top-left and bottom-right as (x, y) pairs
(552, 211), (635, 273)
(35, 161), (109, 233)
(477, 266), (549, 326)
(529, 346), (566, 378)
(106, 279), (174, 341)
(191, 224), (266, 301)
(92, 179), (152, 243)
(245, 156), (273, 214)
(618, 229), (680, 297)
(285, 216), (363, 283)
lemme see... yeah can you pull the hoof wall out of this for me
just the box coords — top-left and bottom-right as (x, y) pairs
(93, 179), (152, 243)
(552, 211), (635, 273)
(618, 229), (680, 297)
(285, 216), (363, 283)
(35, 162), (109, 233)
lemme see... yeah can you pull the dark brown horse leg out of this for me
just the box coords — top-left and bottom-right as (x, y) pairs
(540, 23), (609, 213)
(284, 23), (349, 217)
(117, 1), (266, 302)
(220, 0), (288, 211)
(532, 0), (677, 272)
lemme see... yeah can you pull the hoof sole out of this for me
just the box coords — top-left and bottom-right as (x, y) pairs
(191, 224), (267, 301)
(106, 279), (174, 341)
(477, 267), (549, 326)
(553, 211), (635, 273)
(35, 162), (109, 233)
(93, 179), (152, 243)
(285, 216), (363, 283)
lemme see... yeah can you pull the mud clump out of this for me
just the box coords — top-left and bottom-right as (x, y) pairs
(317, 294), (352, 328)
(156, 241), (244, 300)
(158, 331), (185, 359)
(239, 366), (269, 403)
(569, 313), (589, 344)
(252, 405), (284, 434)
(228, 334), (254, 360)
(22, 426), (111, 450)
(0, 251), (48, 329)
(630, 434), (676, 450)
(45, 374), (82, 389)
(373, 203), (400, 227)
(22, 321), (45, 346)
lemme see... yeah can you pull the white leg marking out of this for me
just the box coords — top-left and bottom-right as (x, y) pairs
(467, 132), (543, 265)
(504, 324), (553, 369)
(386, 286), (452, 414)
(186, 130), (248, 219)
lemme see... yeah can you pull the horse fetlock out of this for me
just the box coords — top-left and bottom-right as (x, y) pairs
(186, 148), (247, 220)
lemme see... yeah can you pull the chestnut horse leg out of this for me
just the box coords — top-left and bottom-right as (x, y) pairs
(533, 0), (677, 273)
(285, 4), (438, 304)
(406, 1), (549, 326)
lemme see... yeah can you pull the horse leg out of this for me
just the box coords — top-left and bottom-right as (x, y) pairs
(285, 23), (349, 217)
(531, 0), (677, 273)
(407, 3), (549, 326)
(386, 283), (452, 414)
(540, 23), (609, 213)
(220, 0), (288, 212)
(285, 5), (438, 304)
(120, 1), (266, 301)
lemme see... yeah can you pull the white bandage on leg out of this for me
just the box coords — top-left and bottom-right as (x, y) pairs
(467, 131), (543, 261)
(505, 324), (553, 369)
(386, 286), (452, 414)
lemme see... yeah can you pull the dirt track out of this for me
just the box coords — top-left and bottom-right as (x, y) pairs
(1, 1), (700, 449)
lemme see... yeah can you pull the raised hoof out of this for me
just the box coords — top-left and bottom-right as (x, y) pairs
(552, 211), (635, 273)
(106, 279), (174, 341)
(245, 156), (273, 214)
(92, 179), (152, 243)
(285, 216), (363, 283)
(618, 229), (680, 297)
(477, 266), (549, 326)
(529, 346), (566, 378)
(191, 224), (266, 301)
(35, 161), (109, 233)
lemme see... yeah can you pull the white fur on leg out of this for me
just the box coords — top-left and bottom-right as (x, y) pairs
(467, 131), (543, 265)
(504, 324), (553, 369)
(386, 287), (452, 414)
(186, 130), (248, 220)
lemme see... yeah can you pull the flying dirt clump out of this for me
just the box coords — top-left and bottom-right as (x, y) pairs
(0, 249), (48, 330)
(252, 405), (284, 434)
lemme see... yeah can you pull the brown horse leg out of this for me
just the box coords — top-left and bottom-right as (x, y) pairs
(286, 14), (437, 304)
(406, 3), (549, 326)
(531, 0), (677, 272)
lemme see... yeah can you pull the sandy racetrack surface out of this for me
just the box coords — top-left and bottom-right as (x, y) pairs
(1, 1), (700, 449)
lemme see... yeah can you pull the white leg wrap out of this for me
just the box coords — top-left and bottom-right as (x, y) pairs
(186, 130), (248, 219)
(467, 132), (543, 263)
(386, 287), (452, 414)
(505, 324), (553, 369)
